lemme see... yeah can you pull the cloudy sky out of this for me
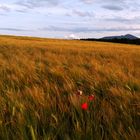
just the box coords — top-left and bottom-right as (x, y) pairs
(0, 0), (140, 38)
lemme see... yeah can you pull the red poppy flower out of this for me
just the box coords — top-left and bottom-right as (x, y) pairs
(81, 103), (88, 110)
(88, 95), (95, 101)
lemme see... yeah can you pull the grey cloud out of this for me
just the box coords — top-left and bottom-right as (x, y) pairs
(0, 13), (7, 16)
(104, 16), (140, 24)
(40, 26), (140, 33)
(72, 10), (94, 17)
(15, 9), (29, 13)
(0, 28), (31, 32)
(81, 0), (131, 11)
(102, 5), (123, 11)
(81, 0), (123, 4)
(0, 5), (11, 12)
(74, 27), (140, 33)
(16, 0), (59, 9)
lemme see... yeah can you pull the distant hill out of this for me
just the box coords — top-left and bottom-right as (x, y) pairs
(101, 34), (139, 40)
(80, 34), (140, 45)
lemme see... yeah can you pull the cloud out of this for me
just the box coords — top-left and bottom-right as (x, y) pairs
(0, 28), (31, 32)
(0, 13), (7, 16)
(102, 5), (123, 11)
(81, 0), (124, 5)
(72, 9), (94, 17)
(16, 0), (59, 9)
(0, 4), (11, 12)
(0, 3), (29, 14)
(40, 26), (140, 33)
(65, 34), (79, 39)
(15, 9), (28, 13)
(80, 0), (94, 4)
(104, 16), (140, 24)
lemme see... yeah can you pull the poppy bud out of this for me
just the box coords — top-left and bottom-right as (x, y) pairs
(88, 95), (95, 101)
(77, 90), (83, 96)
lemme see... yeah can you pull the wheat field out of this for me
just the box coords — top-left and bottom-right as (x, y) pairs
(0, 35), (140, 140)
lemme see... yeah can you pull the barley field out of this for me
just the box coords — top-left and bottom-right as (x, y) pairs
(0, 35), (140, 140)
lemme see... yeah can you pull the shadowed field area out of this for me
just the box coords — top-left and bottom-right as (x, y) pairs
(0, 35), (140, 140)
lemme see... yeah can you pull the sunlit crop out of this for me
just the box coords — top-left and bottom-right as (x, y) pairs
(0, 35), (139, 140)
